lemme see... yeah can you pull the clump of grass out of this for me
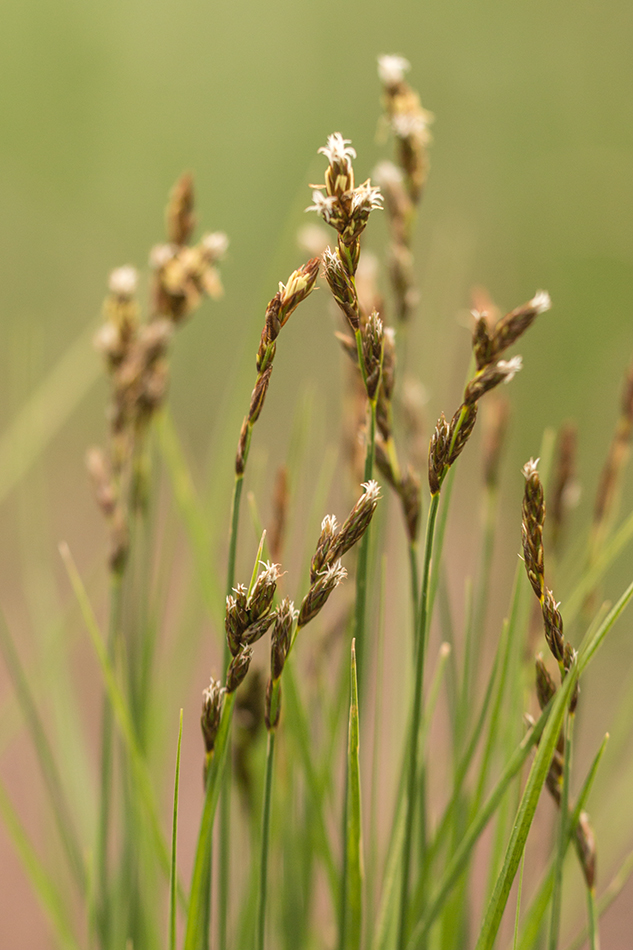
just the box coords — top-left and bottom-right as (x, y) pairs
(3, 53), (633, 950)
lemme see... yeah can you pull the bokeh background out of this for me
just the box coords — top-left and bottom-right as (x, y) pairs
(2, 0), (633, 946)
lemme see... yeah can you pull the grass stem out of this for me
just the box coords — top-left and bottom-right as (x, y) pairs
(397, 491), (440, 950)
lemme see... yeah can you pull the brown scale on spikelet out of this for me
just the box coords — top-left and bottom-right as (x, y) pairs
(234, 258), (319, 476)
(521, 460), (579, 713)
(426, 291), (550, 495)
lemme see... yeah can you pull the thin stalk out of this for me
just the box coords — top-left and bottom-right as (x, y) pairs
(586, 888), (600, 950)
(564, 848), (633, 950)
(0, 611), (87, 898)
(170, 710), (184, 950)
(95, 569), (123, 949)
(408, 541), (420, 643)
(549, 712), (575, 950)
(339, 395), (377, 950)
(219, 472), (244, 950)
(354, 397), (377, 690)
(256, 729), (276, 950)
(397, 491), (441, 950)
(513, 851), (526, 950)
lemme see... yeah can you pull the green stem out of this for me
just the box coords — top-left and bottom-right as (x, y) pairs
(219, 472), (244, 950)
(549, 712), (575, 950)
(408, 541), (420, 643)
(586, 887), (600, 950)
(256, 728), (276, 950)
(397, 492), (441, 950)
(354, 398), (377, 691)
(96, 569), (123, 949)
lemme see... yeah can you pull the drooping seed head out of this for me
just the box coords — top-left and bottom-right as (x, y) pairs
(310, 514), (340, 583)
(226, 646), (253, 693)
(298, 561), (348, 628)
(270, 598), (298, 681)
(399, 466), (422, 543)
(576, 812), (597, 890)
(542, 588), (565, 664)
(489, 290), (551, 361)
(278, 257), (320, 326)
(535, 654), (557, 711)
(521, 458), (545, 601)
(428, 412), (451, 494)
(247, 561), (281, 619)
(463, 357), (522, 405)
(201, 678), (225, 754)
(328, 480), (381, 563)
(446, 402), (478, 467)
(362, 311), (384, 401)
(322, 246), (360, 332)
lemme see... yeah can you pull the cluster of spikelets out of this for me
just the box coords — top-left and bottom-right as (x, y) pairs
(88, 175), (228, 571)
(76, 52), (633, 950)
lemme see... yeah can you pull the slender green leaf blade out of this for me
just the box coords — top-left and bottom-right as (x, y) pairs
(345, 640), (363, 950)
(170, 710), (184, 950)
(474, 660), (579, 950)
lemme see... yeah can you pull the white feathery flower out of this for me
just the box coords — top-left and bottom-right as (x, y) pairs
(377, 54), (411, 87)
(318, 133), (356, 165)
(361, 479), (382, 502)
(373, 160), (404, 189)
(530, 290), (551, 314)
(391, 112), (430, 140)
(522, 457), (540, 479)
(321, 514), (339, 535)
(323, 559), (347, 585)
(149, 243), (176, 270)
(109, 265), (138, 297)
(351, 181), (383, 214)
(258, 560), (282, 583)
(305, 190), (337, 221)
(497, 356), (523, 383)
(202, 231), (229, 260)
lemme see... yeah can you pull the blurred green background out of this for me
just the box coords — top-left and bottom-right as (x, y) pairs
(1, 0), (633, 945)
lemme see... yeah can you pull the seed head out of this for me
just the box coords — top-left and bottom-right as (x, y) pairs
(270, 598), (297, 681)
(226, 646), (253, 693)
(310, 514), (340, 583)
(322, 246), (360, 332)
(377, 54), (411, 89)
(521, 459), (545, 601)
(109, 265), (138, 298)
(201, 678), (225, 754)
(362, 311), (384, 401)
(298, 561), (347, 628)
(328, 481), (381, 563)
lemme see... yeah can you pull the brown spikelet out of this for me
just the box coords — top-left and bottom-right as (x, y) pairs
(166, 172), (196, 246)
(521, 459), (545, 601)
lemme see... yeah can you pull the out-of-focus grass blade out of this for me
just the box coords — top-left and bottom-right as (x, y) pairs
(474, 661), (580, 950)
(565, 507), (633, 623)
(59, 542), (184, 905)
(170, 710), (183, 950)
(156, 410), (222, 619)
(0, 610), (86, 895)
(515, 732), (609, 950)
(344, 639), (363, 950)
(563, 847), (633, 950)
(579, 579), (633, 671)
(184, 691), (236, 950)
(406, 703), (551, 950)
(0, 323), (99, 504)
(0, 777), (81, 950)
